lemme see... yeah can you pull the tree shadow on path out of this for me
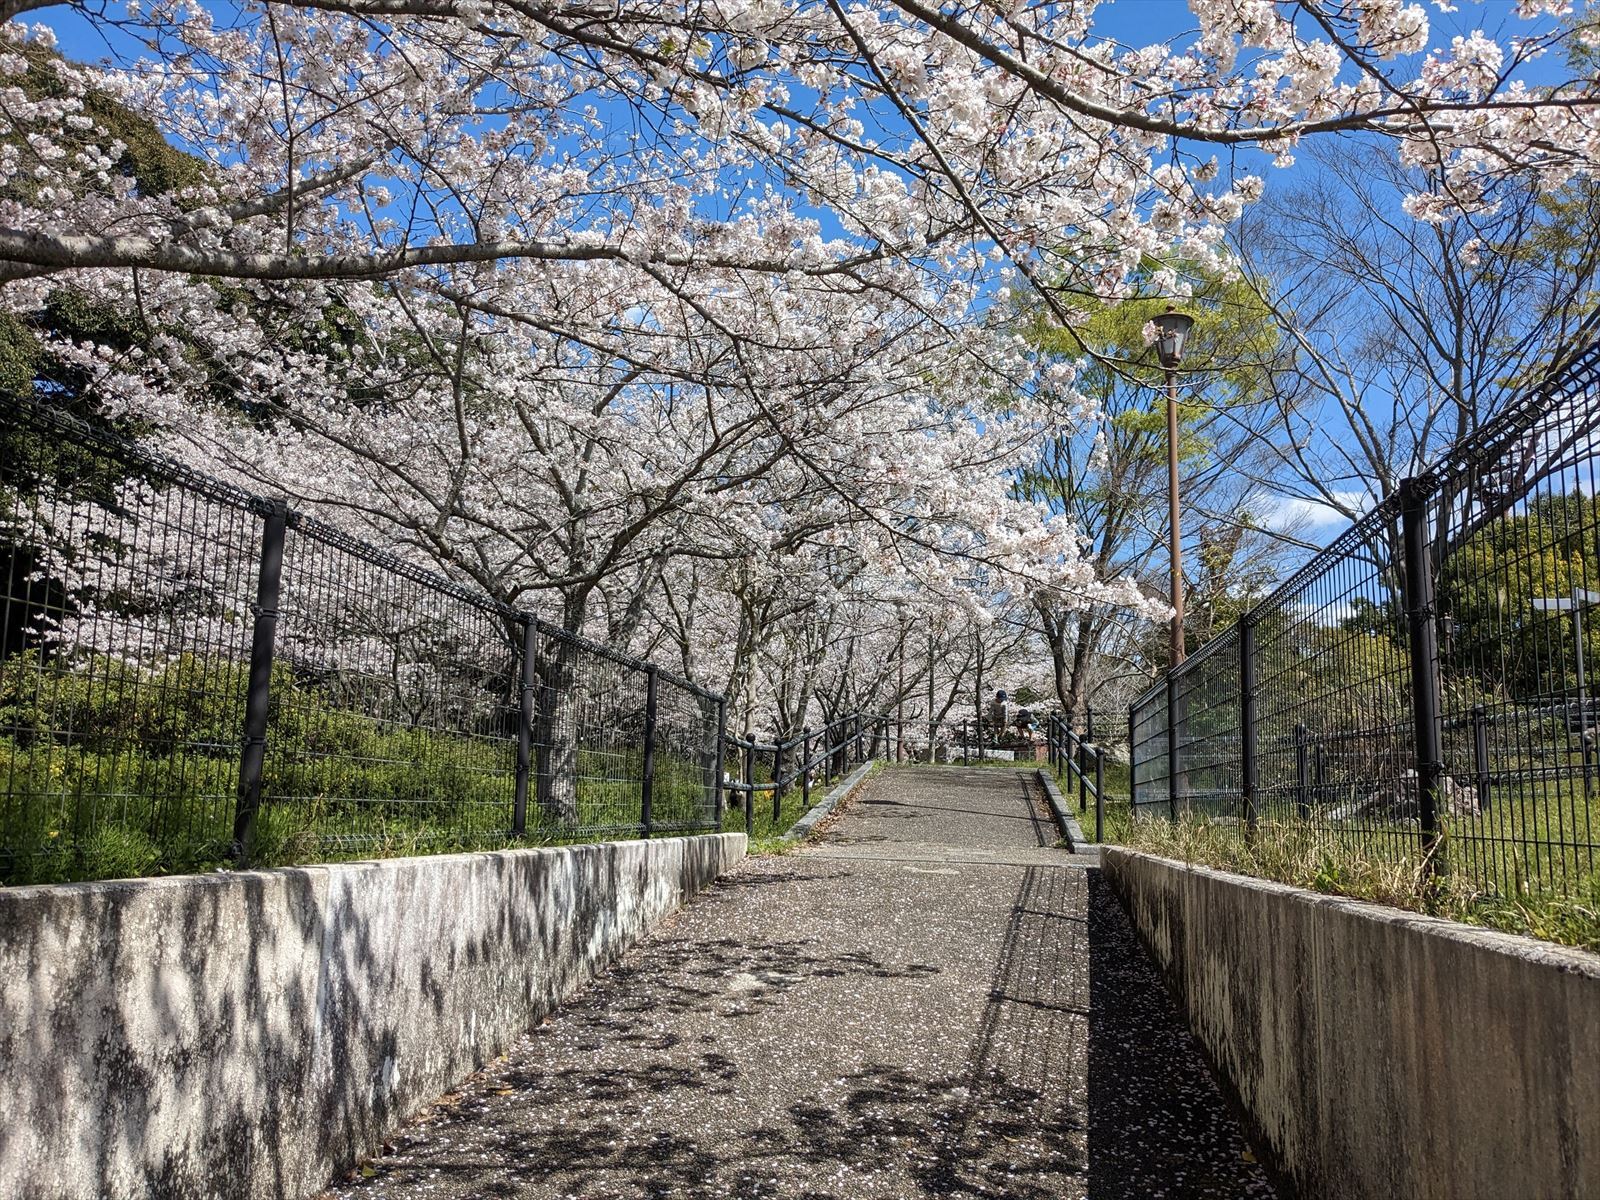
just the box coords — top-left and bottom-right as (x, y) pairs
(324, 850), (1279, 1199)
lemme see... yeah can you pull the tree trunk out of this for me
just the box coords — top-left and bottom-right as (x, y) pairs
(1066, 611), (1097, 734)
(533, 591), (590, 825)
(533, 631), (581, 824)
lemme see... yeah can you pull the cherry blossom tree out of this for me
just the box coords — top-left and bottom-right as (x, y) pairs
(5, 0), (1600, 744)
(2, 1), (1595, 306)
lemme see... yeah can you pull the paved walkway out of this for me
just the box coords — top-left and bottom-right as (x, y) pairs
(326, 767), (1277, 1199)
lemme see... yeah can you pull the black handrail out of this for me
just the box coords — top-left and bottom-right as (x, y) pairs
(1046, 714), (1111, 842)
(720, 711), (897, 837)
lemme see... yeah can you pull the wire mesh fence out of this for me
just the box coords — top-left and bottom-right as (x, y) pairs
(1130, 331), (1600, 901)
(0, 398), (723, 885)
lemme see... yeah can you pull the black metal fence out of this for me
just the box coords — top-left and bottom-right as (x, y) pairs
(0, 398), (730, 885)
(1131, 332), (1600, 899)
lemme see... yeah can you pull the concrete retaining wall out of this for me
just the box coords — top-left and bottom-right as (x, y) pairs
(1103, 848), (1600, 1200)
(0, 833), (745, 1200)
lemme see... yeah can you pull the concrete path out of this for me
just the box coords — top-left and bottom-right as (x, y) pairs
(325, 767), (1276, 1199)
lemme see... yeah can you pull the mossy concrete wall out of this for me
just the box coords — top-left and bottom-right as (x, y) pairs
(1103, 848), (1600, 1200)
(0, 833), (744, 1200)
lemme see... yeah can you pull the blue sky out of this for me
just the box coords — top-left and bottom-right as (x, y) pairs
(28, 0), (1586, 559)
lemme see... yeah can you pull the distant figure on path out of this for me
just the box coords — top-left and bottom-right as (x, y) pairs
(986, 689), (1008, 742)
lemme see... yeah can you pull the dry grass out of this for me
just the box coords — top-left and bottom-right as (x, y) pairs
(1115, 816), (1600, 954)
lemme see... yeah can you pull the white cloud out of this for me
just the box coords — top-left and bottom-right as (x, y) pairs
(1258, 490), (1370, 535)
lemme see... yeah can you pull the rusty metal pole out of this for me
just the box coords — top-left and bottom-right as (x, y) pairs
(1167, 365), (1186, 668)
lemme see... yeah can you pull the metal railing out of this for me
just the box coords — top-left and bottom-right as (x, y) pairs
(1130, 328), (1600, 899)
(1, 397), (726, 884)
(1043, 715), (1112, 842)
(723, 713), (890, 837)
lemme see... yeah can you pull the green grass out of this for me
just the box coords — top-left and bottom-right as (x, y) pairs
(1059, 741), (1600, 951)
(1040, 754), (1133, 841)
(0, 651), (720, 885)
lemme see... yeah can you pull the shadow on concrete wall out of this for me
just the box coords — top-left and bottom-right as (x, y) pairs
(2, 836), (738, 1200)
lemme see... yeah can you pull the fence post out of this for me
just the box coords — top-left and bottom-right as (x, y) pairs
(1473, 703), (1490, 813)
(1400, 476), (1445, 875)
(1240, 616), (1259, 837)
(1086, 710), (1097, 794)
(513, 615), (538, 837)
(640, 666), (658, 839)
(1094, 745), (1105, 843)
(1166, 672), (1178, 821)
(1086, 709), (1096, 779)
(233, 498), (288, 865)
(801, 728), (812, 809)
(1294, 723), (1310, 820)
(963, 719), (970, 766)
(1077, 724), (1088, 813)
(1127, 708), (1138, 813)
(713, 697), (727, 826)
(771, 737), (784, 825)
(743, 739), (754, 837)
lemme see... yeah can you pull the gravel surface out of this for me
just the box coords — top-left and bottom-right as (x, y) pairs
(323, 768), (1278, 1199)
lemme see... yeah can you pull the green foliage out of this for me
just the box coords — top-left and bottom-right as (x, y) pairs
(0, 312), (40, 401)
(1439, 491), (1600, 699)
(0, 42), (371, 434)
(1187, 522), (1278, 649)
(2, 42), (207, 208)
(1253, 599), (1413, 734)
(1012, 259), (1285, 685)
(1339, 595), (1403, 639)
(1018, 261), (1281, 489)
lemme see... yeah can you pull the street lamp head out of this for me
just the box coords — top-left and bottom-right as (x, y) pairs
(1152, 305), (1195, 370)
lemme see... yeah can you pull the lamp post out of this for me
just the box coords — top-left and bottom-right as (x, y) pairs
(1153, 305), (1194, 668)
(1533, 585), (1600, 796)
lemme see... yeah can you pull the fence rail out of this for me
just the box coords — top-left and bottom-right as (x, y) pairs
(1130, 330), (1600, 900)
(1044, 714), (1113, 842)
(1, 398), (732, 885)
